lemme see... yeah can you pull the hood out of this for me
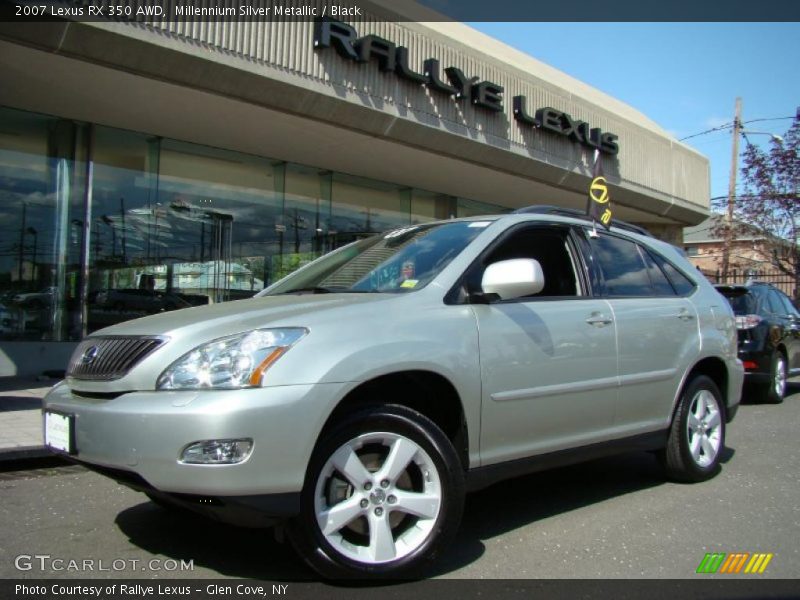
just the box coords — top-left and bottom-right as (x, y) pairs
(90, 293), (400, 343)
(69, 292), (412, 392)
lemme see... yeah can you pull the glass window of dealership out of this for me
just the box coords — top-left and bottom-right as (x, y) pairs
(0, 106), (506, 342)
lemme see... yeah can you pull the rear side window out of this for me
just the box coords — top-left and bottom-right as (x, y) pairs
(765, 290), (785, 315)
(640, 250), (675, 296)
(590, 234), (654, 297)
(650, 252), (696, 296)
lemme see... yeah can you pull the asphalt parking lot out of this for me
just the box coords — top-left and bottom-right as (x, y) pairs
(0, 384), (798, 581)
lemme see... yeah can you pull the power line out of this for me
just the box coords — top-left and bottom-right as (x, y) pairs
(742, 116), (795, 125)
(679, 123), (733, 141)
(679, 114), (796, 142)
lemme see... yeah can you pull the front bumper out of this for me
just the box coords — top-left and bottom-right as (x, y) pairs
(43, 381), (350, 503)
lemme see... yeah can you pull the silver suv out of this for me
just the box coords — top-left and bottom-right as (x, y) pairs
(43, 209), (743, 579)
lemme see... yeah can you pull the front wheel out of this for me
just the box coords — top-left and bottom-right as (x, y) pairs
(661, 375), (725, 483)
(288, 405), (465, 579)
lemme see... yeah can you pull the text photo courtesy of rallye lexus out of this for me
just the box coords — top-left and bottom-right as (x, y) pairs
(43, 208), (743, 579)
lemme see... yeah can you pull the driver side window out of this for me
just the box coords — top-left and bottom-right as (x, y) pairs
(469, 225), (583, 299)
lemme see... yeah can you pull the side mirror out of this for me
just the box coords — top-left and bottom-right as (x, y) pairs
(481, 258), (545, 300)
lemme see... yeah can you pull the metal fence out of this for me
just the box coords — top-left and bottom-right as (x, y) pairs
(700, 269), (798, 299)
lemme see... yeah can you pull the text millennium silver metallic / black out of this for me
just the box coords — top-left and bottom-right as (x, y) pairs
(174, 5), (362, 17)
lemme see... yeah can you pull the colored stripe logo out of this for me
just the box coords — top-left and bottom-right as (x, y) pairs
(696, 552), (774, 574)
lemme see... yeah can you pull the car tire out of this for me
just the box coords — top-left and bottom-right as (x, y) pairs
(661, 375), (725, 483)
(288, 404), (465, 580)
(761, 351), (786, 404)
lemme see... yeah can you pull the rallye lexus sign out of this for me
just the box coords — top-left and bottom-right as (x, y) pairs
(313, 19), (620, 155)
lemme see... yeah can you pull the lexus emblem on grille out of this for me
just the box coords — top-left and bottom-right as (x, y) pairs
(80, 345), (100, 365)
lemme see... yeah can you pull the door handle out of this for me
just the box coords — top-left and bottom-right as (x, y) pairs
(674, 309), (695, 321)
(586, 313), (613, 327)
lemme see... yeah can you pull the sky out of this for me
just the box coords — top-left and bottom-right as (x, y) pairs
(469, 22), (799, 208)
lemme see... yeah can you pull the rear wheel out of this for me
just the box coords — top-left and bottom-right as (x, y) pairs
(760, 351), (786, 404)
(288, 405), (464, 579)
(661, 375), (725, 483)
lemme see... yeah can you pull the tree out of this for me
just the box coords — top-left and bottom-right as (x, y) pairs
(717, 120), (799, 295)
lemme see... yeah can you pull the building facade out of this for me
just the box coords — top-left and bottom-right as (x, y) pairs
(683, 216), (796, 297)
(0, 5), (710, 375)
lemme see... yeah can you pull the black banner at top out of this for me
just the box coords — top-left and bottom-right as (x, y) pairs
(1, 0), (799, 22)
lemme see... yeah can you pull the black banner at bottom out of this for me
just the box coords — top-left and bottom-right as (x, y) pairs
(3, 579), (799, 600)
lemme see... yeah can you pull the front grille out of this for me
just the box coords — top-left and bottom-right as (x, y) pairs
(67, 336), (166, 381)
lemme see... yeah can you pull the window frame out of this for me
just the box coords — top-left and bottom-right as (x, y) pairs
(445, 222), (593, 305)
(579, 229), (664, 298)
(575, 228), (697, 299)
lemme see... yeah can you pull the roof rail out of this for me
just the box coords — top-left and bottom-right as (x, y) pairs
(512, 205), (652, 237)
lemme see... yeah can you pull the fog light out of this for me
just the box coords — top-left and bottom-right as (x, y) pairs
(180, 439), (253, 464)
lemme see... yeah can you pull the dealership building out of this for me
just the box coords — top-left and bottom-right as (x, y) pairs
(0, 4), (710, 376)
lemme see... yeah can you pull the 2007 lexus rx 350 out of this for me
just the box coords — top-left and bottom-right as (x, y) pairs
(43, 209), (743, 579)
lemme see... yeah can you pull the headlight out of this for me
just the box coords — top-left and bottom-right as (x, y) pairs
(157, 328), (307, 390)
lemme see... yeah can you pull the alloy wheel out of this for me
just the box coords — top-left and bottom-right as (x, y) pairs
(773, 355), (787, 399)
(313, 432), (442, 565)
(685, 389), (723, 468)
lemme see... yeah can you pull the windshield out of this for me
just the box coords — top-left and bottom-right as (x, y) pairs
(260, 220), (492, 295)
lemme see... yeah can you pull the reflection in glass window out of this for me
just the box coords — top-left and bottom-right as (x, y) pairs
(88, 131), (281, 332)
(641, 249), (675, 296)
(158, 140), (280, 301)
(411, 190), (455, 224)
(592, 234), (653, 297)
(279, 164), (333, 281)
(331, 173), (410, 242)
(0, 107), (86, 341)
(650, 252), (696, 296)
(1, 107), (525, 342)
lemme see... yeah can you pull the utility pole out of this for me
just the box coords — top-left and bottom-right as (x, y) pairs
(721, 97), (742, 281)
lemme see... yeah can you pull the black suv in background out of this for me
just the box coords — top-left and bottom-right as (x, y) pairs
(716, 282), (800, 403)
